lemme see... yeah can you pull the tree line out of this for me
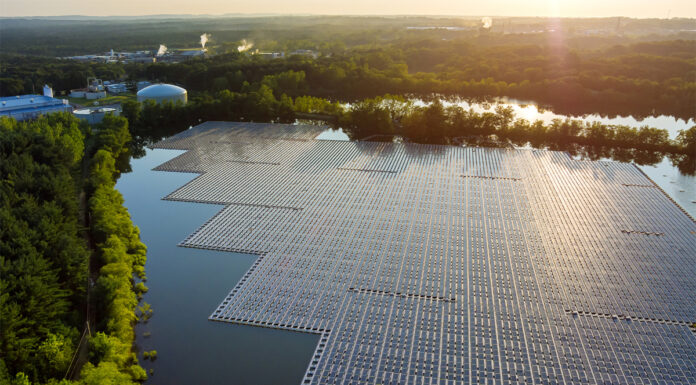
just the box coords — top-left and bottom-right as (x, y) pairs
(119, 88), (695, 175)
(1, 113), (150, 384)
(340, 96), (696, 174)
(2, 31), (694, 120)
(124, 37), (696, 119)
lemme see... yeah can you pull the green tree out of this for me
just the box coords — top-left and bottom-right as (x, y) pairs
(78, 362), (134, 385)
(676, 126), (695, 154)
(36, 333), (74, 378)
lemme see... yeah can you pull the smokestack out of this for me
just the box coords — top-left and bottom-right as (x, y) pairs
(200, 33), (211, 49)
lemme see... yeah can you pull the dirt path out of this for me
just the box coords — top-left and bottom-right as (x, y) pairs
(67, 188), (97, 380)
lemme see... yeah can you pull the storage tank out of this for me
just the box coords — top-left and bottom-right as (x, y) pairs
(137, 84), (187, 105)
(73, 107), (119, 124)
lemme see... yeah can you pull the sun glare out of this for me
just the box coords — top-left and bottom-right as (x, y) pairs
(547, 0), (562, 17)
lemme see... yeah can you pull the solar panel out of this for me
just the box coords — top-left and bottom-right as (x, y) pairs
(152, 122), (696, 385)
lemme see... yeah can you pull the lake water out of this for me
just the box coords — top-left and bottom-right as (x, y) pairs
(118, 117), (694, 383)
(638, 157), (695, 218)
(117, 149), (318, 385)
(424, 97), (695, 140)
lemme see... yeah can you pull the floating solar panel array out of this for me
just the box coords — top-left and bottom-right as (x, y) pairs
(152, 122), (696, 385)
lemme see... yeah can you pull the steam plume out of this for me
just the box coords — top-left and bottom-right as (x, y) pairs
(237, 39), (254, 52)
(481, 17), (493, 29)
(200, 33), (211, 49)
(157, 44), (167, 56)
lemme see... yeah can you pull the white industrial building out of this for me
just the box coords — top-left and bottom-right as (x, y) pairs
(137, 84), (187, 105)
(257, 52), (285, 59)
(289, 49), (319, 59)
(179, 49), (206, 58)
(105, 83), (128, 94)
(0, 86), (72, 121)
(69, 78), (106, 100)
(73, 107), (120, 124)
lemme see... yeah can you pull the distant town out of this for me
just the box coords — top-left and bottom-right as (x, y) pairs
(64, 33), (319, 64)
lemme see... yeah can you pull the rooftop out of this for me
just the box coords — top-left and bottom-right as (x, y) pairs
(0, 94), (68, 111)
(0, 94), (71, 119)
(137, 84), (187, 97)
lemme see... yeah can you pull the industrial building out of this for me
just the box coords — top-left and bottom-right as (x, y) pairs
(257, 51), (285, 59)
(155, 49), (207, 63)
(66, 50), (155, 64)
(250, 49), (317, 59)
(0, 86), (72, 121)
(104, 82), (128, 94)
(69, 78), (106, 100)
(179, 49), (206, 58)
(152, 122), (696, 385)
(66, 47), (208, 64)
(73, 107), (119, 124)
(137, 84), (187, 105)
(289, 49), (319, 59)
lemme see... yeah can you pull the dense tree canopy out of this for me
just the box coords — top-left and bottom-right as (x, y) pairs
(1, 113), (148, 384)
(0, 114), (89, 382)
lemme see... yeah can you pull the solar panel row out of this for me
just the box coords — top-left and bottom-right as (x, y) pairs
(152, 122), (696, 385)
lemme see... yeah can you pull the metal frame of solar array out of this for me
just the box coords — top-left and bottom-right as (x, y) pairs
(152, 122), (696, 385)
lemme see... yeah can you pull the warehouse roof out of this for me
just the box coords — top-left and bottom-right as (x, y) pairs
(0, 94), (68, 113)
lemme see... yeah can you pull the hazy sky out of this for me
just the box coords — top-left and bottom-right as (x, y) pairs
(1, 0), (695, 18)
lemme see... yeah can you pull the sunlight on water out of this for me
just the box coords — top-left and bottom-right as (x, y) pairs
(639, 159), (696, 218)
(315, 127), (350, 141)
(412, 97), (695, 139)
(457, 99), (693, 139)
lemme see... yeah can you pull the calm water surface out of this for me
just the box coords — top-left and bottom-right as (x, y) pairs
(117, 149), (318, 385)
(429, 97), (695, 139)
(638, 158), (695, 218)
(118, 119), (694, 383)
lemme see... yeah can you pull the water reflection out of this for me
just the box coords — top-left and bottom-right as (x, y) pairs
(639, 157), (696, 218)
(314, 127), (350, 141)
(117, 149), (318, 385)
(417, 96), (695, 139)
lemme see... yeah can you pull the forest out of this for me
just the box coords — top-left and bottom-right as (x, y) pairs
(1, 16), (695, 119)
(1, 113), (149, 384)
(2, 16), (695, 57)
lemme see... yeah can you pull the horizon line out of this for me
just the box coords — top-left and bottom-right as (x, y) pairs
(1, 13), (693, 20)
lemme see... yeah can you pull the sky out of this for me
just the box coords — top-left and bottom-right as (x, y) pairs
(1, 0), (695, 18)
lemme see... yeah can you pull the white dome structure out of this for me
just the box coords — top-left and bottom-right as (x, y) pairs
(137, 84), (187, 105)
